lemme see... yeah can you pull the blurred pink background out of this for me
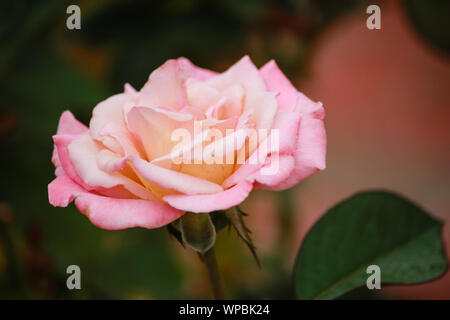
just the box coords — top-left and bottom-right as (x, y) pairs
(243, 0), (450, 299)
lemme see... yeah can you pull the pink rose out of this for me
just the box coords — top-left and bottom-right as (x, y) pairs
(48, 56), (326, 230)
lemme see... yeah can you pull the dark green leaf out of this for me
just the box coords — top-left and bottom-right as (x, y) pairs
(295, 191), (448, 300)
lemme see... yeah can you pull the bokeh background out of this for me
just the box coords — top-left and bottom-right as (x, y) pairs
(1, 0), (449, 299)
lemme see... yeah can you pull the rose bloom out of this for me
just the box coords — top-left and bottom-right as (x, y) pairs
(48, 56), (326, 230)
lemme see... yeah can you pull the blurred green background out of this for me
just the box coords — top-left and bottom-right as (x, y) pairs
(0, 0), (449, 299)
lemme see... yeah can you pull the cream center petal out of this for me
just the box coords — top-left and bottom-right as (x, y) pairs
(188, 77), (245, 121)
(126, 106), (195, 162)
(165, 90), (253, 185)
(128, 156), (224, 199)
(218, 84), (245, 119)
(129, 160), (180, 200)
(178, 162), (235, 186)
(186, 78), (222, 112)
(123, 55), (279, 190)
(177, 130), (247, 185)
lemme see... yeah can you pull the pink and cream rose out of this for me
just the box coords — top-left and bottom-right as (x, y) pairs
(48, 56), (326, 230)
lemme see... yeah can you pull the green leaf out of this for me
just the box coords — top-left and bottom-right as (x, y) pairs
(294, 191), (448, 300)
(226, 207), (260, 267)
(180, 213), (216, 254)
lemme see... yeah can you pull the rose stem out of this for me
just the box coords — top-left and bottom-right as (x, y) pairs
(203, 246), (225, 300)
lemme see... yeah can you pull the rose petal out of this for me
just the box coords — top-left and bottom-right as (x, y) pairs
(89, 93), (132, 140)
(177, 57), (217, 81)
(198, 128), (247, 163)
(295, 92), (325, 120)
(126, 106), (193, 161)
(138, 59), (188, 110)
(186, 78), (222, 112)
(244, 90), (278, 131)
(271, 109), (302, 155)
(99, 122), (143, 157)
(56, 110), (88, 135)
(163, 180), (253, 213)
(203, 56), (276, 129)
(48, 175), (85, 207)
(67, 132), (154, 200)
(52, 111), (88, 174)
(48, 176), (183, 230)
(259, 60), (298, 112)
(53, 134), (92, 190)
(97, 149), (128, 173)
(270, 116), (326, 190)
(124, 83), (137, 94)
(206, 56), (266, 92)
(250, 154), (295, 189)
(130, 156), (223, 195)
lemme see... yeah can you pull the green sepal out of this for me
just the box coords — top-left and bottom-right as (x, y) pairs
(226, 207), (260, 268)
(180, 212), (216, 254)
(167, 220), (184, 247)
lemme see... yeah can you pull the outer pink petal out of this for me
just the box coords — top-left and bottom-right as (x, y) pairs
(270, 117), (327, 190)
(259, 60), (298, 112)
(67, 132), (154, 200)
(52, 111), (88, 174)
(206, 55), (266, 92)
(56, 110), (88, 135)
(48, 176), (183, 230)
(163, 180), (253, 213)
(75, 194), (183, 230)
(89, 93), (132, 140)
(53, 134), (92, 190)
(270, 109), (301, 155)
(296, 92), (325, 119)
(48, 175), (85, 207)
(177, 57), (217, 81)
(124, 83), (137, 94)
(51, 148), (61, 174)
(138, 60), (188, 110)
(55, 133), (156, 200)
(250, 154), (295, 188)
